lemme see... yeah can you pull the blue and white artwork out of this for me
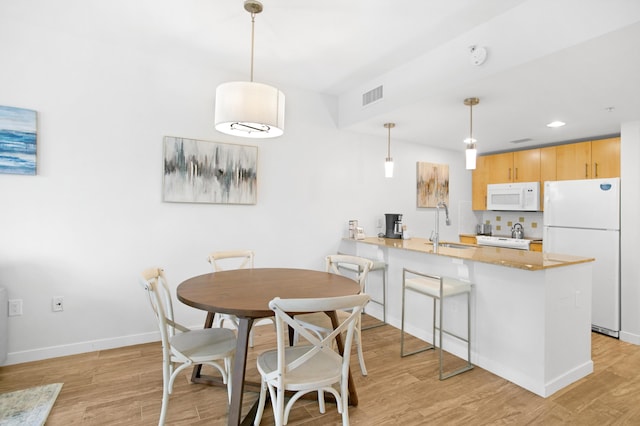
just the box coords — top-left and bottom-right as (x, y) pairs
(163, 136), (258, 204)
(0, 105), (37, 175)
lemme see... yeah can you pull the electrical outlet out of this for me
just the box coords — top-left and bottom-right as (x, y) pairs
(52, 296), (64, 312)
(9, 299), (23, 316)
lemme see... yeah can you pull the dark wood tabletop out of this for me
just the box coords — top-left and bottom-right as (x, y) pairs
(176, 267), (361, 426)
(177, 267), (360, 317)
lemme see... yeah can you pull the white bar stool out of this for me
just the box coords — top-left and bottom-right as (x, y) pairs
(400, 267), (473, 380)
(338, 257), (386, 330)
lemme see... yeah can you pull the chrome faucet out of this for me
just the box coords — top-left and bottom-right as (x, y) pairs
(430, 201), (451, 253)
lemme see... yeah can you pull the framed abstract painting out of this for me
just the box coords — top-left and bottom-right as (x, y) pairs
(162, 136), (258, 204)
(416, 162), (449, 207)
(0, 105), (37, 175)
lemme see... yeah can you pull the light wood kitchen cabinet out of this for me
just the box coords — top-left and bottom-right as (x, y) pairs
(459, 235), (477, 245)
(556, 137), (620, 180)
(486, 152), (514, 183)
(513, 149), (541, 182)
(485, 149), (540, 184)
(540, 146), (557, 210)
(556, 141), (591, 180)
(530, 242), (542, 252)
(591, 137), (620, 178)
(471, 136), (619, 211)
(472, 155), (488, 210)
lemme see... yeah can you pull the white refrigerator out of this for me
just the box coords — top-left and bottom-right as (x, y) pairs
(543, 178), (620, 338)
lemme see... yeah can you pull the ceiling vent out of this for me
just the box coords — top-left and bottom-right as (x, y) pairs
(509, 138), (533, 144)
(362, 85), (383, 107)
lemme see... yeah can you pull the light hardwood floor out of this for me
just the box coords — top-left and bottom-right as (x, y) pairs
(2, 317), (640, 425)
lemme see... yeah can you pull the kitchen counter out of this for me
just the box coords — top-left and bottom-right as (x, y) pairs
(459, 233), (543, 243)
(340, 236), (594, 398)
(352, 236), (592, 270)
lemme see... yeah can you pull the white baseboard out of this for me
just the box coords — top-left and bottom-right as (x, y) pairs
(2, 330), (162, 366)
(619, 330), (640, 345)
(1, 322), (239, 366)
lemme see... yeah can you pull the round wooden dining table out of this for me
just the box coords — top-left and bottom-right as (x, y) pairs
(177, 267), (361, 426)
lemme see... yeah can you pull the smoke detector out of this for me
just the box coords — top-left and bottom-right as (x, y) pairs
(469, 46), (488, 66)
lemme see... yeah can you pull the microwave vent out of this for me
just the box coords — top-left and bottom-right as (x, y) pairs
(362, 85), (383, 107)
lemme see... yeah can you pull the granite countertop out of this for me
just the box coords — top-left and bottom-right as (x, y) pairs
(347, 237), (593, 271)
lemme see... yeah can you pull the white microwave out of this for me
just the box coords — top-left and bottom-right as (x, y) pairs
(487, 182), (540, 211)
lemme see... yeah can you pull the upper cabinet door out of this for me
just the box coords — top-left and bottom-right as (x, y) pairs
(556, 141), (591, 180)
(472, 155), (488, 210)
(513, 148), (540, 182)
(540, 146), (557, 211)
(486, 152), (514, 183)
(591, 137), (620, 179)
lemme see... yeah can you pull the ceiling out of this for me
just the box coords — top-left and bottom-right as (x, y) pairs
(6, 0), (640, 154)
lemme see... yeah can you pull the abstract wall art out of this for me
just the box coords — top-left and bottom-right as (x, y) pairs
(416, 161), (449, 207)
(162, 136), (258, 204)
(0, 105), (37, 175)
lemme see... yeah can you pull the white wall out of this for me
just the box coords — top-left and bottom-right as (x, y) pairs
(0, 7), (471, 364)
(620, 121), (640, 343)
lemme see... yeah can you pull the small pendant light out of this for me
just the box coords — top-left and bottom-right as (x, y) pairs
(384, 123), (395, 178)
(464, 97), (479, 170)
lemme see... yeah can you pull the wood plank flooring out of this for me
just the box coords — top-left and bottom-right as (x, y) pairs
(2, 317), (640, 425)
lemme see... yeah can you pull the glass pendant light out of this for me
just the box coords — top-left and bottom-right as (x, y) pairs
(384, 123), (395, 178)
(464, 97), (479, 170)
(214, 1), (285, 138)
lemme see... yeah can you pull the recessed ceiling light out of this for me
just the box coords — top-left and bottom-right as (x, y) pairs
(546, 121), (566, 128)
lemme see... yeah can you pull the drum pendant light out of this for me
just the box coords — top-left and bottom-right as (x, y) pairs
(464, 97), (479, 170)
(384, 123), (395, 178)
(214, 1), (285, 138)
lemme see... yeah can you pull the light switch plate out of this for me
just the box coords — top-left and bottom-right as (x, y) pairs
(9, 299), (23, 316)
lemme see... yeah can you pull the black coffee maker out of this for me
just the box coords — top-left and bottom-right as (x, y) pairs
(384, 213), (403, 239)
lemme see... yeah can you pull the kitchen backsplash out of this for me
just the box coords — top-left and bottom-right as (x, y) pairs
(479, 211), (544, 239)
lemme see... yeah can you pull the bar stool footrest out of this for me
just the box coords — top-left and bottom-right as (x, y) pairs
(440, 364), (474, 380)
(401, 342), (435, 358)
(362, 322), (386, 331)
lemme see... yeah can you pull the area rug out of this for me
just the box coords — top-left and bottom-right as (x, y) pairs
(0, 383), (63, 425)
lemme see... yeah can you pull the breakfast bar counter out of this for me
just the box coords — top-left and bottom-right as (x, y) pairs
(352, 236), (592, 271)
(339, 236), (595, 398)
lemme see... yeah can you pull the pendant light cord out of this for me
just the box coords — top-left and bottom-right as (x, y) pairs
(469, 102), (473, 144)
(250, 12), (255, 82)
(384, 122), (395, 159)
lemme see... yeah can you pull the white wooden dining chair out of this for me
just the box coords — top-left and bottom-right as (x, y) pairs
(207, 250), (275, 347)
(293, 254), (373, 375)
(139, 267), (236, 426)
(254, 294), (371, 426)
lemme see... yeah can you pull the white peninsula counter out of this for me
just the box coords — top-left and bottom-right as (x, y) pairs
(339, 236), (595, 397)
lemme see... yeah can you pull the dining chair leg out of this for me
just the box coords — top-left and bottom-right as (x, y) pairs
(328, 311), (359, 406)
(254, 378), (268, 426)
(355, 320), (368, 376)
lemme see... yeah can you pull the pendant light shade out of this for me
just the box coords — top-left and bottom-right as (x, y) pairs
(385, 159), (394, 178)
(464, 97), (479, 170)
(384, 123), (395, 178)
(215, 81), (285, 138)
(465, 146), (477, 169)
(214, 1), (285, 138)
